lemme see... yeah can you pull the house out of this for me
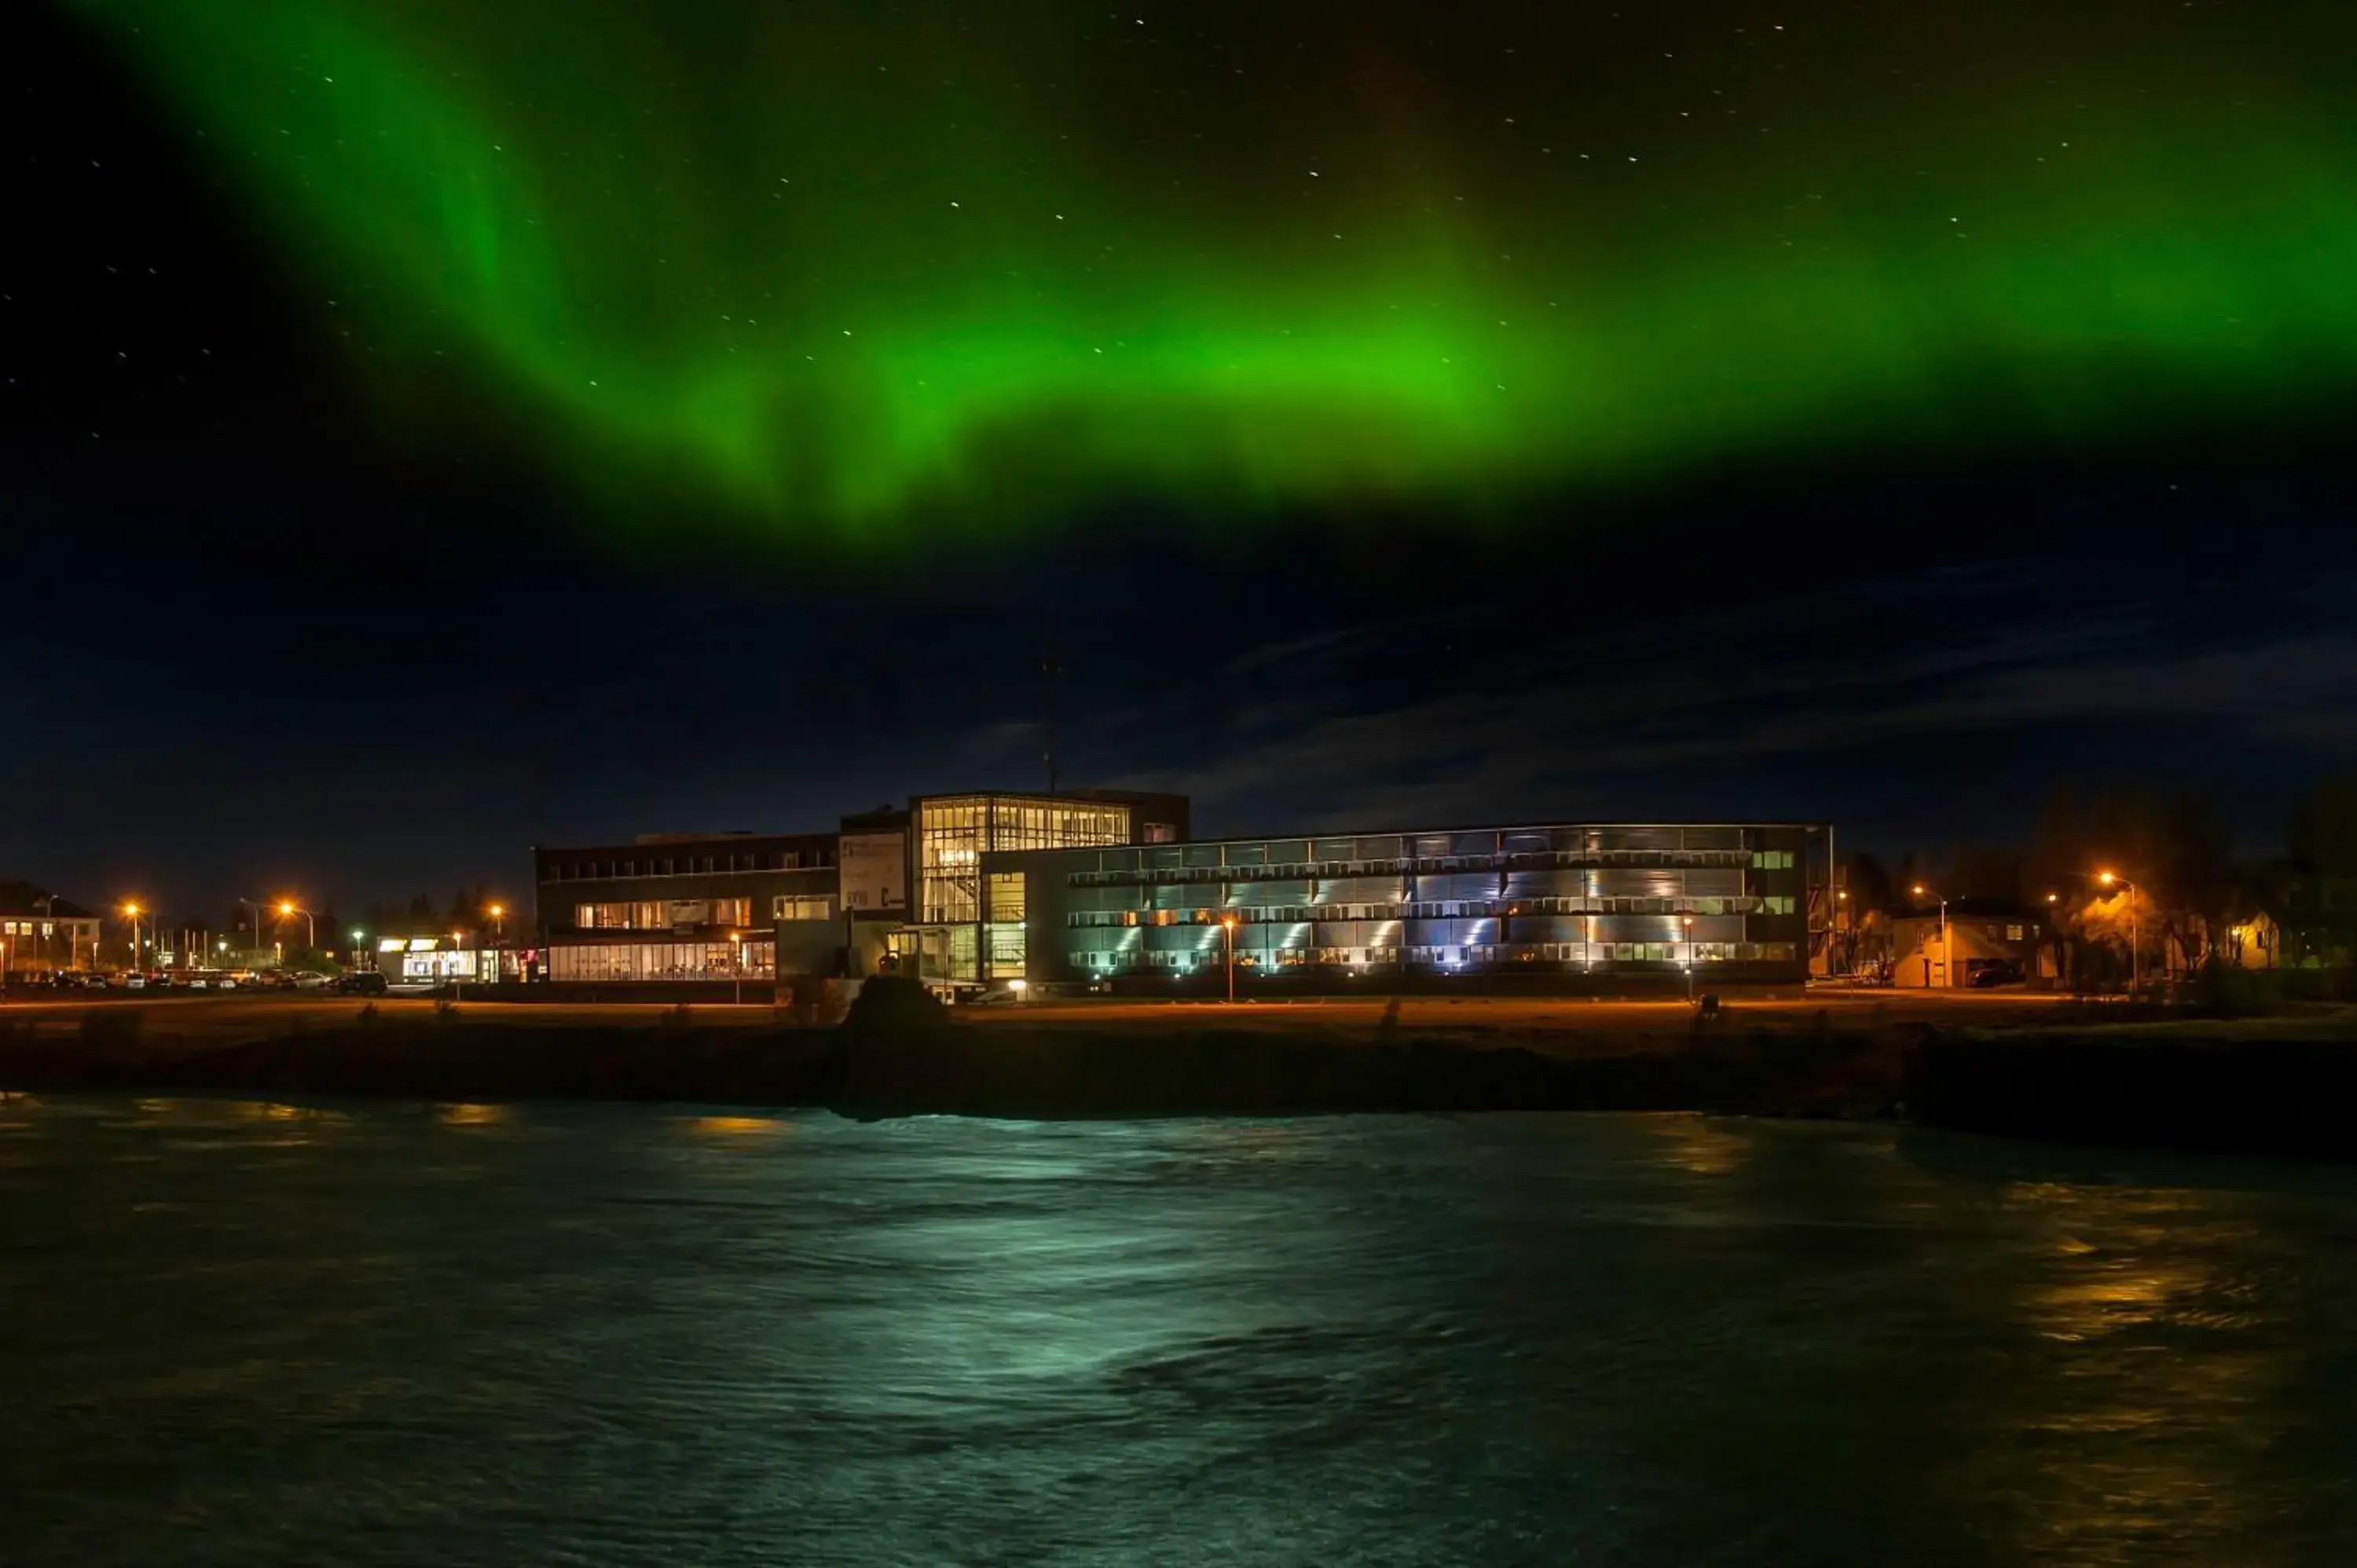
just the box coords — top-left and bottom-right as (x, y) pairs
(0, 887), (104, 975)
(1886, 899), (2057, 988)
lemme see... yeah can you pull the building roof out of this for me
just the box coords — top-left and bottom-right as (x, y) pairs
(533, 829), (837, 861)
(0, 886), (97, 919)
(1890, 899), (2044, 922)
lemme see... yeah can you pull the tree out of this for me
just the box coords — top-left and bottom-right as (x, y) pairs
(2286, 775), (2357, 965)
(2289, 775), (2357, 878)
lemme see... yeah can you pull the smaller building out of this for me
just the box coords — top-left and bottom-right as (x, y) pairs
(376, 936), (522, 984)
(1886, 901), (2055, 988)
(535, 830), (841, 982)
(0, 890), (104, 975)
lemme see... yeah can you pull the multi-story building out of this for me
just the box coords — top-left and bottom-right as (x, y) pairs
(902, 789), (1189, 984)
(533, 830), (841, 982)
(530, 789), (1187, 987)
(0, 891), (104, 976)
(984, 820), (1820, 987)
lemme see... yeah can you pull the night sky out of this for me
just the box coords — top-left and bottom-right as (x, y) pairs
(7, 0), (2355, 921)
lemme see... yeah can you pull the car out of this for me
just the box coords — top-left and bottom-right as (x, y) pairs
(1968, 962), (2025, 989)
(333, 971), (389, 995)
(290, 970), (333, 990)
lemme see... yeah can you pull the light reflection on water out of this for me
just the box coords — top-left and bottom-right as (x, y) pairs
(1, 1099), (2352, 1567)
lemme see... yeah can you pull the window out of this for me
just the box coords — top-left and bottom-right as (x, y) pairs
(773, 896), (834, 921)
(988, 872), (1026, 922)
(2006, 924), (2025, 941)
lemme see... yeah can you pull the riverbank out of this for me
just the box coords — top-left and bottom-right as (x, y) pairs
(0, 994), (1923, 1119)
(4, 994), (2352, 1154)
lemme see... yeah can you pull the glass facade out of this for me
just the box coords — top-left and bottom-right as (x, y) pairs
(574, 898), (753, 929)
(917, 796), (1130, 924)
(548, 940), (776, 981)
(1017, 823), (1813, 982)
(915, 795), (1133, 981)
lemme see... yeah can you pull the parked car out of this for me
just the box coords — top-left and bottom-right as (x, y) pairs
(1968, 961), (2026, 989)
(290, 970), (333, 990)
(333, 971), (389, 995)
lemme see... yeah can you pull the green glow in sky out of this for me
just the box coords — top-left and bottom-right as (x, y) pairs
(81, 1), (2357, 534)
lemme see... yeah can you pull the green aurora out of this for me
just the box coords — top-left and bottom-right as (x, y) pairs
(75, 0), (2357, 536)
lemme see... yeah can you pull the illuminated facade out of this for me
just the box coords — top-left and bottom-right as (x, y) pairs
(911, 791), (1189, 983)
(530, 796), (1185, 985)
(986, 821), (1820, 987)
(0, 892), (102, 975)
(534, 830), (835, 983)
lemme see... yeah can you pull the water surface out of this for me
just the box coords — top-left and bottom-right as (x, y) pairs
(4, 1097), (2353, 1566)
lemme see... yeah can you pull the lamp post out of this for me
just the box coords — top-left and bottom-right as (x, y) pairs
(487, 903), (506, 941)
(1222, 915), (1237, 1004)
(236, 897), (271, 965)
(2096, 871), (2141, 997)
(1682, 915), (1695, 1001)
(729, 932), (743, 1006)
(277, 901), (317, 954)
(451, 930), (466, 1000)
(350, 929), (365, 969)
(1911, 885), (1949, 987)
(121, 900), (145, 971)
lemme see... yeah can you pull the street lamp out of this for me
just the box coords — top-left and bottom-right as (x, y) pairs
(121, 900), (145, 970)
(1222, 915), (1238, 1004)
(1911, 885), (1951, 988)
(277, 900), (317, 953)
(451, 930), (467, 999)
(2095, 870), (2142, 997)
(729, 931), (743, 1006)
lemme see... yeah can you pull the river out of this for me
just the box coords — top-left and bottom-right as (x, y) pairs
(3, 1097), (2353, 1566)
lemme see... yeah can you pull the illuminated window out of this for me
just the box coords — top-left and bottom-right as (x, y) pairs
(988, 872), (1026, 922)
(773, 896), (834, 921)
